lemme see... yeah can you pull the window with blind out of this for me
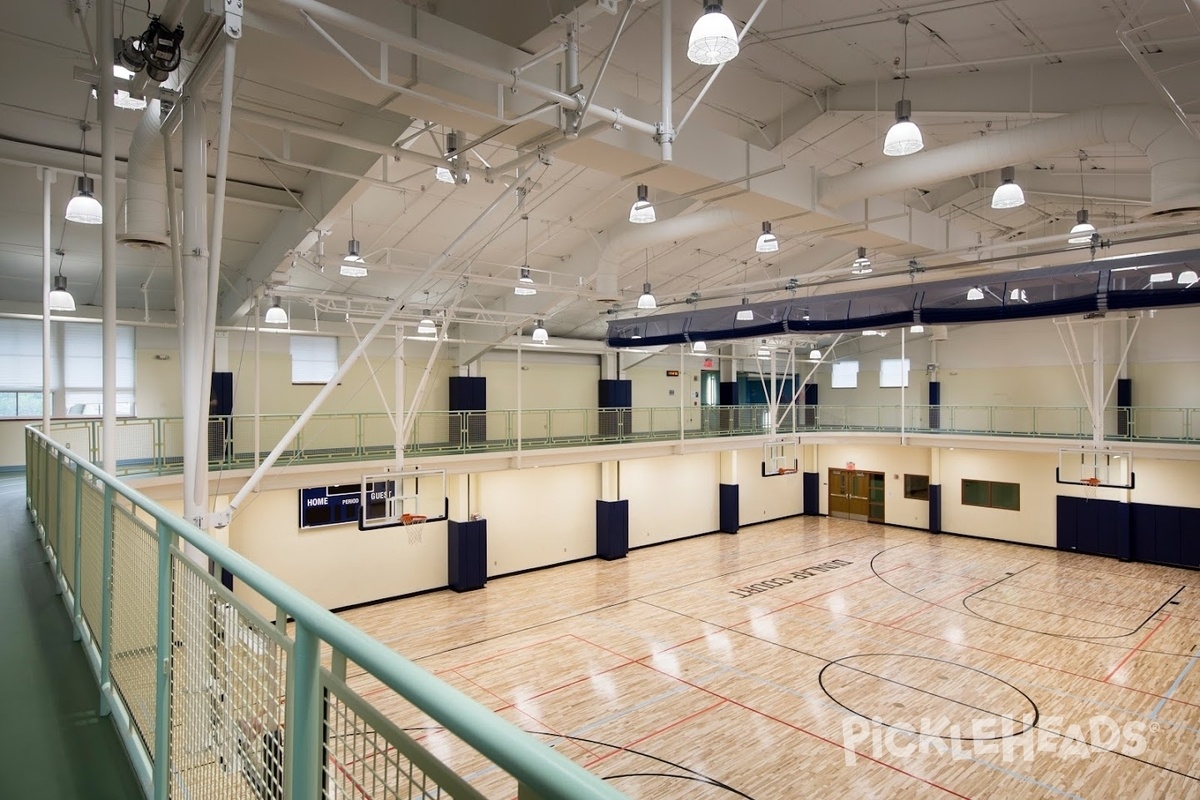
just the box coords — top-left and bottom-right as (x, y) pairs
(831, 360), (859, 388)
(290, 335), (339, 383)
(0, 319), (136, 417)
(879, 358), (911, 388)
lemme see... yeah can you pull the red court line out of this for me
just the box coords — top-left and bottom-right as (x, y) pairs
(630, 656), (972, 799)
(1104, 614), (1171, 683)
(888, 578), (990, 626)
(730, 564), (911, 629)
(583, 698), (727, 768)
(436, 633), (574, 674)
(327, 753), (371, 799)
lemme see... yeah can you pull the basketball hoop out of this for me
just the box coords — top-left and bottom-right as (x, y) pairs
(1082, 477), (1101, 500)
(402, 513), (427, 545)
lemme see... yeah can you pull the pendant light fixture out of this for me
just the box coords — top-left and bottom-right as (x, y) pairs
(637, 249), (657, 309)
(264, 295), (288, 324)
(910, 324), (924, 333)
(755, 221), (778, 253)
(991, 166), (1025, 209)
(736, 297), (754, 321)
(966, 287), (985, 301)
(809, 348), (822, 361)
(629, 184), (656, 224)
(850, 247), (872, 275)
(692, 340), (707, 352)
(532, 319), (549, 343)
(1068, 153), (1096, 244)
(687, 1), (739, 66)
(417, 309), (437, 335)
(883, 15), (923, 157)
(65, 118), (102, 225)
(341, 206), (368, 277)
(48, 252), (76, 312)
(515, 214), (537, 296)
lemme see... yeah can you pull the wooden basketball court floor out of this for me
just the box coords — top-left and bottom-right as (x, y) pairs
(335, 516), (1200, 799)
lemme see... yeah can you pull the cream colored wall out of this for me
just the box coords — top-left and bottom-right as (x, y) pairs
(481, 352), (599, 410)
(940, 449), (1058, 547)
(476, 462), (600, 576)
(229, 486), (448, 615)
(814, 444), (933, 529)
(626, 356), (704, 409)
(736, 446), (803, 524)
(622, 452), (720, 546)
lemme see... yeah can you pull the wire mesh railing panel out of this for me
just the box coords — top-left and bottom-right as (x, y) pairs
(79, 477), (106, 636)
(170, 554), (288, 800)
(114, 419), (158, 471)
(361, 413), (398, 457)
(409, 411), (454, 452)
(110, 502), (160, 757)
(322, 674), (487, 800)
(547, 409), (589, 443)
(298, 415), (359, 459)
(58, 462), (78, 594)
(1128, 407), (1190, 440)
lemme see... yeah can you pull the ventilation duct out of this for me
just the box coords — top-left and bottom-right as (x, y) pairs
(818, 104), (1200, 219)
(118, 99), (170, 250)
(605, 248), (1200, 347)
(593, 207), (756, 300)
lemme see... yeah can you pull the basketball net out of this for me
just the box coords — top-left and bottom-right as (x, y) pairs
(402, 513), (427, 545)
(1083, 477), (1101, 500)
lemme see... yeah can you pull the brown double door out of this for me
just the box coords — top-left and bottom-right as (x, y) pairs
(828, 468), (885, 523)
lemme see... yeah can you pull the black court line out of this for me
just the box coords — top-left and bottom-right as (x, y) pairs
(962, 594), (1147, 634)
(817, 653), (1039, 739)
(991, 574), (1184, 615)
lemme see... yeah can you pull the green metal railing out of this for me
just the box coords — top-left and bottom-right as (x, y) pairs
(44, 403), (1199, 477)
(25, 425), (627, 800)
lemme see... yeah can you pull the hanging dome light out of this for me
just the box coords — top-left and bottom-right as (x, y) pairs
(966, 287), (985, 301)
(629, 184), (656, 224)
(692, 340), (707, 352)
(991, 166), (1025, 209)
(637, 282), (657, 310)
(687, 1), (739, 66)
(809, 348), (822, 361)
(417, 310), (437, 335)
(910, 324), (924, 333)
(515, 266), (537, 296)
(48, 274), (76, 312)
(850, 247), (872, 275)
(340, 238), (368, 277)
(532, 319), (549, 343)
(1068, 209), (1096, 244)
(264, 296), (288, 324)
(884, 99), (923, 157)
(736, 297), (754, 321)
(65, 175), (103, 225)
(755, 221), (778, 253)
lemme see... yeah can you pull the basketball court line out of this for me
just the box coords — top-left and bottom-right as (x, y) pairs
(961, 594), (1145, 633)
(889, 579), (991, 625)
(1103, 615), (1173, 683)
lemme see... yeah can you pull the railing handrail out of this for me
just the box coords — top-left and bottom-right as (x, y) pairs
(25, 424), (626, 800)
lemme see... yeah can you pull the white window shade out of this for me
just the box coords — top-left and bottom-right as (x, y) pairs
(831, 360), (859, 388)
(0, 319), (44, 390)
(62, 323), (135, 389)
(880, 358), (911, 388)
(291, 335), (339, 383)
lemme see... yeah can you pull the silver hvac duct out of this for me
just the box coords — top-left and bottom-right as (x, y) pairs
(118, 99), (170, 250)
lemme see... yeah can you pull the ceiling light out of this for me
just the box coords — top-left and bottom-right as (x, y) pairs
(417, 310), (437, 335)
(809, 348), (822, 360)
(341, 209), (367, 276)
(1149, 272), (1173, 283)
(851, 247), (872, 275)
(630, 327), (642, 340)
(629, 184), (656, 224)
(1178, 270), (1198, 284)
(637, 282), (657, 310)
(343, 239), (364, 264)
(991, 166), (1025, 209)
(515, 266), (537, 295)
(687, 1), (739, 66)
(910, 325), (924, 333)
(967, 287), (985, 301)
(736, 297), (754, 321)
(264, 296), (288, 324)
(532, 319), (549, 343)
(1068, 209), (1096, 244)
(435, 166), (454, 184)
(65, 175), (102, 225)
(692, 340), (707, 352)
(757, 347), (770, 358)
(48, 274), (76, 312)
(1009, 288), (1028, 302)
(755, 221), (778, 253)
(883, 17), (922, 157)
(884, 100), (923, 157)
(340, 263), (368, 278)
(862, 329), (887, 337)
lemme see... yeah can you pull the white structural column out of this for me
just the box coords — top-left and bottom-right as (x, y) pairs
(180, 89), (210, 531)
(40, 168), (54, 436)
(659, 0), (673, 161)
(98, 0), (117, 473)
(1093, 320), (1105, 445)
(394, 324), (405, 467)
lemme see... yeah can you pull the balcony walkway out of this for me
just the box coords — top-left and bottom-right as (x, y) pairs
(0, 473), (143, 798)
